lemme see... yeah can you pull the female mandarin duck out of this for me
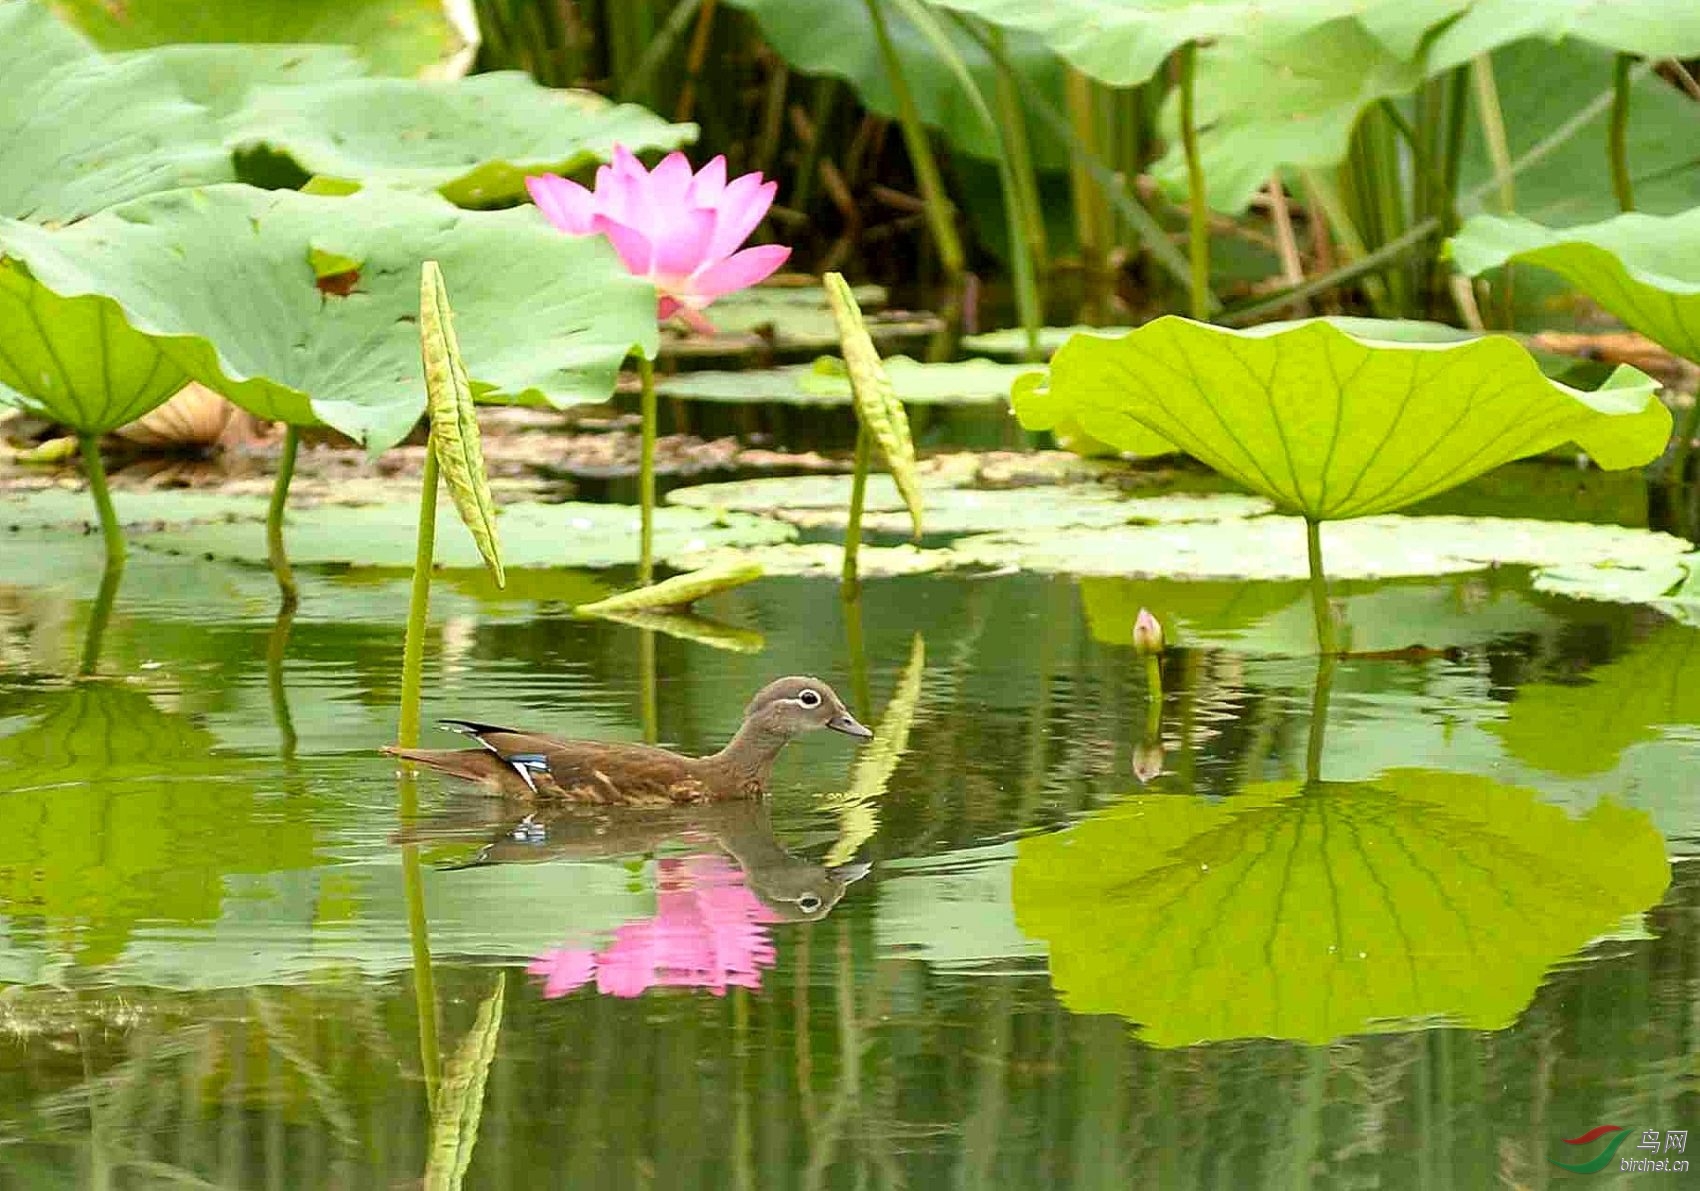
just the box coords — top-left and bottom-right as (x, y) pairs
(384, 676), (871, 804)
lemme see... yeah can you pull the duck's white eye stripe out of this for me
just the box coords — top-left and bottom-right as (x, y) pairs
(797, 689), (822, 707)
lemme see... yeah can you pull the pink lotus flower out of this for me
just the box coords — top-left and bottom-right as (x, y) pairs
(527, 855), (780, 999)
(527, 147), (791, 333)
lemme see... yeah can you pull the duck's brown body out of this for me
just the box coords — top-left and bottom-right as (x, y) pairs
(384, 676), (869, 804)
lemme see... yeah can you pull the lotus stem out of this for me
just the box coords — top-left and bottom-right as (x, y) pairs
(397, 441), (440, 750)
(267, 424), (300, 610)
(78, 557), (124, 678)
(1306, 650), (1337, 785)
(1610, 53), (1636, 212)
(638, 353), (657, 586)
(78, 433), (125, 569)
(1470, 54), (1515, 326)
(1065, 70), (1108, 317)
(841, 424), (872, 601)
(267, 603), (298, 762)
(400, 825), (441, 1112)
(1144, 655), (1163, 738)
(1305, 518), (1337, 658)
(986, 25), (1045, 360)
(864, 0), (965, 281)
(639, 627), (659, 745)
(1177, 42), (1210, 322)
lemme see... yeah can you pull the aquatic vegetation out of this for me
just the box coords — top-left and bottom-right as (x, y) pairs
(1014, 769), (1670, 1046)
(1015, 317), (1672, 648)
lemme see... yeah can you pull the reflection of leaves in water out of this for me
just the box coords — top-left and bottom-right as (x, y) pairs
(1014, 770), (1669, 1047)
(824, 633), (925, 865)
(0, 683), (318, 964)
(1491, 625), (1700, 775)
(425, 973), (505, 1191)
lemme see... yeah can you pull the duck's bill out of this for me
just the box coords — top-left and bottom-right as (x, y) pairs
(827, 713), (874, 739)
(827, 861), (873, 884)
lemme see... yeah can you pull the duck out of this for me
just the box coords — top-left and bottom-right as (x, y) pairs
(396, 800), (872, 922)
(383, 675), (871, 804)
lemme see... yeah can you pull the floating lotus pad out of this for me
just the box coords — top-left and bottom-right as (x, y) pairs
(1014, 769), (1670, 1046)
(1016, 317), (1672, 517)
(959, 325), (1134, 360)
(654, 357), (1030, 407)
(666, 542), (967, 579)
(0, 186), (658, 449)
(668, 473), (1271, 535)
(0, 487), (272, 530)
(955, 515), (1690, 581)
(1532, 554), (1700, 627)
(659, 307), (944, 360)
(1449, 209), (1700, 362)
(132, 501), (795, 570)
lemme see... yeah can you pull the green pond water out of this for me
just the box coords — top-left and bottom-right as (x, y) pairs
(2, 479), (1699, 1188)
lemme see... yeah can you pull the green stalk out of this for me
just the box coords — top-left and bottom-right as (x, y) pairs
(1176, 42), (1211, 321)
(1305, 519), (1337, 659)
(638, 353), (657, 586)
(1610, 52), (1636, 212)
(267, 425), (300, 609)
(1470, 54), (1516, 326)
(864, 0), (965, 281)
(78, 433), (125, 568)
(620, 0), (702, 103)
(401, 833), (441, 1111)
(639, 627), (658, 745)
(1306, 650), (1337, 786)
(985, 27), (1044, 360)
(397, 443), (440, 750)
(1065, 70), (1107, 315)
(1301, 170), (1390, 314)
(841, 425), (872, 601)
(78, 556), (124, 678)
(1144, 655), (1163, 739)
(267, 604), (298, 761)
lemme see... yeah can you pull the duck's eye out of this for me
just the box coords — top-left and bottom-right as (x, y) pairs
(797, 689), (822, 708)
(798, 894), (823, 912)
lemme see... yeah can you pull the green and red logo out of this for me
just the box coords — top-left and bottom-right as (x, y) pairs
(1552, 1125), (1631, 1173)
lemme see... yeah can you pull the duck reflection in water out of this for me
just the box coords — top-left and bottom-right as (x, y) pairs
(398, 799), (872, 998)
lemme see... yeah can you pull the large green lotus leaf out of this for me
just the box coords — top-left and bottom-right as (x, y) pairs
(1017, 318), (1670, 518)
(1426, 0), (1700, 74)
(1449, 209), (1700, 363)
(0, 682), (318, 966)
(50, 0), (473, 77)
(228, 73), (694, 206)
(923, 0), (1460, 88)
(132, 499), (794, 569)
(956, 515), (1689, 580)
(1082, 572), (1558, 655)
(668, 473), (1269, 536)
(0, 185), (659, 447)
(719, 0), (1068, 169)
(1490, 624), (1700, 776)
(1014, 770), (1670, 1046)
(0, 3), (232, 225)
(117, 43), (370, 115)
(655, 357), (1031, 408)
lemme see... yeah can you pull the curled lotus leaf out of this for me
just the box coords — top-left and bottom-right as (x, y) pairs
(823, 633), (925, 866)
(425, 973), (505, 1191)
(667, 542), (965, 579)
(1015, 317), (1670, 519)
(587, 609), (767, 655)
(421, 261), (504, 587)
(1449, 209), (1700, 363)
(1014, 769), (1670, 1046)
(824, 272), (923, 538)
(574, 564), (765, 617)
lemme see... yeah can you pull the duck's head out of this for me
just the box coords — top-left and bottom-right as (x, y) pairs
(742, 676), (872, 742)
(750, 859), (873, 922)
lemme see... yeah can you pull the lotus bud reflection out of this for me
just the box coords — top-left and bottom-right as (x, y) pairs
(1133, 740), (1165, 785)
(1133, 608), (1165, 656)
(526, 146), (791, 333)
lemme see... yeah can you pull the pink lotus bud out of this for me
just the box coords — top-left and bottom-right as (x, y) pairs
(1133, 608), (1165, 655)
(526, 147), (791, 333)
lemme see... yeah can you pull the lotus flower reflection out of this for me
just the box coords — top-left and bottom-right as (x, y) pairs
(528, 855), (780, 998)
(527, 147), (791, 332)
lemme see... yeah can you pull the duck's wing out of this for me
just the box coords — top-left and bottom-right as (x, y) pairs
(536, 740), (712, 805)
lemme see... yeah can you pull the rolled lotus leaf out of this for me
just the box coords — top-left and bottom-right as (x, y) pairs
(421, 260), (503, 588)
(823, 272), (924, 538)
(1015, 317), (1671, 520)
(425, 973), (505, 1191)
(574, 563), (764, 616)
(824, 632), (925, 865)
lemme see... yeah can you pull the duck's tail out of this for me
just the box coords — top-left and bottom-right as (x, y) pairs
(382, 746), (516, 788)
